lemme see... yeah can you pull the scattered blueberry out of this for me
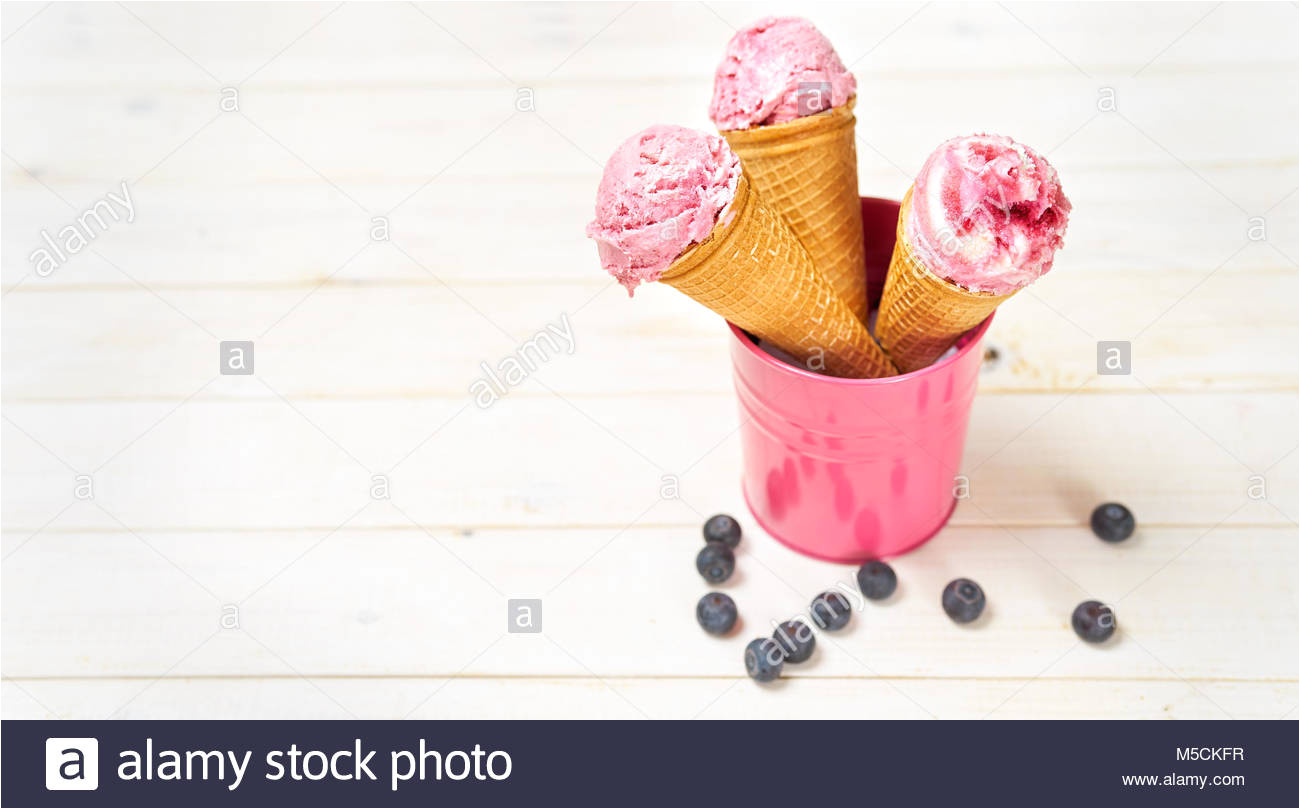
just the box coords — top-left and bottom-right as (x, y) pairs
(744, 637), (784, 682)
(696, 592), (738, 636)
(703, 514), (742, 548)
(1072, 600), (1117, 643)
(1090, 502), (1135, 543)
(696, 541), (735, 584)
(942, 578), (986, 624)
(772, 619), (815, 663)
(809, 590), (853, 631)
(856, 560), (898, 600)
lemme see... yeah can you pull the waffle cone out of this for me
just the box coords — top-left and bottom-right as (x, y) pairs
(722, 98), (868, 324)
(660, 172), (896, 379)
(876, 187), (1014, 373)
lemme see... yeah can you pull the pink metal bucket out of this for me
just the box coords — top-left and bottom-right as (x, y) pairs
(729, 197), (992, 562)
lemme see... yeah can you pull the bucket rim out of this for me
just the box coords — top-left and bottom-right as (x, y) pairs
(727, 314), (993, 387)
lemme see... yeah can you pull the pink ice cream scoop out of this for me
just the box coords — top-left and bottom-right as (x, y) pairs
(586, 125), (741, 293)
(708, 16), (856, 131)
(905, 134), (1071, 295)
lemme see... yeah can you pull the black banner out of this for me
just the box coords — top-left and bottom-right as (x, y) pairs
(4, 720), (1296, 807)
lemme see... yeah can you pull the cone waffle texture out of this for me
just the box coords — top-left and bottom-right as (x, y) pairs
(660, 172), (896, 379)
(876, 187), (1014, 373)
(722, 98), (868, 324)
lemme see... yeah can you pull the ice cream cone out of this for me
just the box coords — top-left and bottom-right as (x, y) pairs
(661, 171), (896, 379)
(876, 188), (1014, 373)
(721, 98), (868, 324)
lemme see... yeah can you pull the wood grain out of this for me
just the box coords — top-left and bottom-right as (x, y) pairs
(3, 526), (1296, 684)
(4, 677), (1294, 720)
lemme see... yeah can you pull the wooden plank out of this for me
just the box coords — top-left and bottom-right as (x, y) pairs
(5, 163), (1296, 289)
(3, 526), (1295, 683)
(3, 2), (1294, 85)
(2, 70), (1293, 193)
(3, 676), (1295, 720)
(2, 266), (1296, 401)
(2, 393), (1294, 532)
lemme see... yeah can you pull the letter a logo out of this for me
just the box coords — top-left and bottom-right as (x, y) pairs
(45, 738), (99, 790)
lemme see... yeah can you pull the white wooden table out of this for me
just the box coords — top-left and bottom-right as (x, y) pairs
(2, 1), (1296, 720)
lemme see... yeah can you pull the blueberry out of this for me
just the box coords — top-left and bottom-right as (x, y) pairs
(1072, 600), (1117, 643)
(696, 541), (735, 584)
(772, 619), (815, 663)
(703, 514), (742, 548)
(942, 578), (986, 624)
(696, 592), (738, 636)
(856, 560), (897, 600)
(1091, 503), (1135, 543)
(809, 590), (853, 631)
(744, 637), (784, 682)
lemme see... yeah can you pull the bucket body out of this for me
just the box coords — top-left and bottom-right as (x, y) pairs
(729, 197), (991, 562)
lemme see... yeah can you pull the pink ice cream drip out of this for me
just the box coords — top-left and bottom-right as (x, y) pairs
(905, 134), (1071, 295)
(708, 17), (857, 131)
(586, 125), (741, 294)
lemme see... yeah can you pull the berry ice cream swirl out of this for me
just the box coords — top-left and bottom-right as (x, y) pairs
(708, 16), (856, 131)
(904, 134), (1071, 296)
(586, 125), (742, 293)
